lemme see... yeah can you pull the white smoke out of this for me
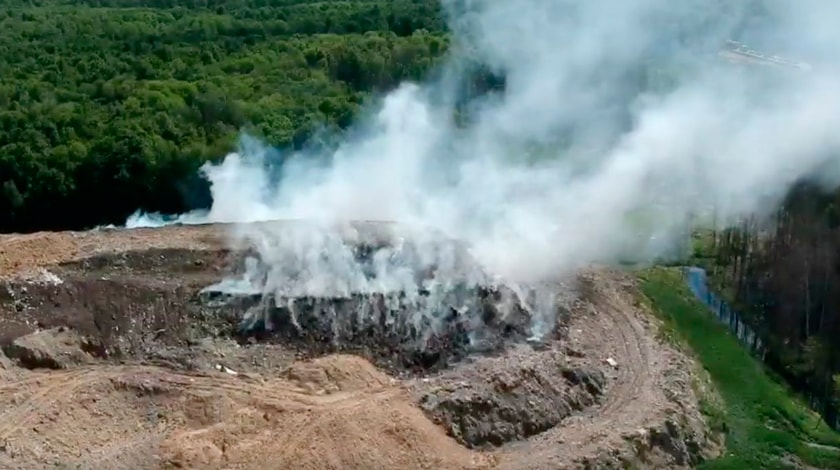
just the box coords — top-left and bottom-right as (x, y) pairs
(130, 0), (840, 339)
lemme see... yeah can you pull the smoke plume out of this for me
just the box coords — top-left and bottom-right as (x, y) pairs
(130, 0), (840, 340)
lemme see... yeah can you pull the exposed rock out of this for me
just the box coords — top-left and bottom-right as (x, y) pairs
(3, 326), (100, 369)
(592, 416), (716, 469)
(0, 349), (11, 370)
(417, 348), (606, 447)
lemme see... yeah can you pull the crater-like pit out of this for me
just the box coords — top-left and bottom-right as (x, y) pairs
(197, 223), (566, 372)
(200, 286), (552, 372)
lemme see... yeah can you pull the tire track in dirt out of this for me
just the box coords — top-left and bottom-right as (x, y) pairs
(180, 374), (404, 412)
(0, 365), (172, 444)
(495, 270), (684, 469)
(0, 362), (405, 444)
(581, 273), (651, 412)
(73, 435), (166, 470)
(4, 367), (192, 469)
(0, 369), (99, 441)
(116, 366), (398, 403)
(0, 364), (412, 470)
(562, 273), (655, 448)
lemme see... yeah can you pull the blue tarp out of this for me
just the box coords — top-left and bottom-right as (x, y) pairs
(685, 267), (763, 354)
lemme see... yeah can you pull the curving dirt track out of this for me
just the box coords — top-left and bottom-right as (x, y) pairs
(492, 270), (718, 469)
(0, 224), (721, 469)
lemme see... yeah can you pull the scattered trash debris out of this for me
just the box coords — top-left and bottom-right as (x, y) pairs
(215, 363), (238, 376)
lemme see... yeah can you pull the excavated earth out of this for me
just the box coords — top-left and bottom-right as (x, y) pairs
(0, 222), (723, 470)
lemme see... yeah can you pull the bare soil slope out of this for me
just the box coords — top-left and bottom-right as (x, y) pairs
(0, 224), (721, 469)
(0, 356), (494, 470)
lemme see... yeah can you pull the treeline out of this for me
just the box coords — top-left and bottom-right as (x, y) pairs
(0, 0), (698, 233)
(0, 0), (449, 232)
(695, 182), (840, 427)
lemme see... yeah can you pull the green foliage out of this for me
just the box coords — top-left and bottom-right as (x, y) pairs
(690, 189), (840, 432)
(0, 0), (449, 232)
(834, 375), (840, 408)
(638, 268), (840, 469)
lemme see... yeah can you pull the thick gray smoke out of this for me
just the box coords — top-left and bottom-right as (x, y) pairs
(130, 0), (840, 339)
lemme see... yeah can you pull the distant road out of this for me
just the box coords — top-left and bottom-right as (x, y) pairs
(719, 40), (812, 71)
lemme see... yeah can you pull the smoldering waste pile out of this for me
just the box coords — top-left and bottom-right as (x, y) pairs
(197, 222), (567, 371)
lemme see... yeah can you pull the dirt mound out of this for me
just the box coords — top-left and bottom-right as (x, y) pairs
(161, 382), (494, 470)
(0, 225), (224, 279)
(0, 367), (172, 469)
(283, 354), (393, 393)
(164, 354), (493, 470)
(0, 355), (492, 470)
(417, 346), (606, 447)
(0, 231), (82, 276)
(3, 327), (99, 369)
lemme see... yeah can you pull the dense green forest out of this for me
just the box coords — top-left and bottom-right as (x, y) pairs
(0, 0), (450, 231)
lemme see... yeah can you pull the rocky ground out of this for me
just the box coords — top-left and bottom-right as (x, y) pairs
(0, 223), (723, 469)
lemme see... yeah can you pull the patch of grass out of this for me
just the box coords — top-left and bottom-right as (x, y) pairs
(637, 267), (840, 469)
(697, 389), (728, 439)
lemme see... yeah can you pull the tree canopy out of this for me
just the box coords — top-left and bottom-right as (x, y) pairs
(0, 0), (449, 231)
